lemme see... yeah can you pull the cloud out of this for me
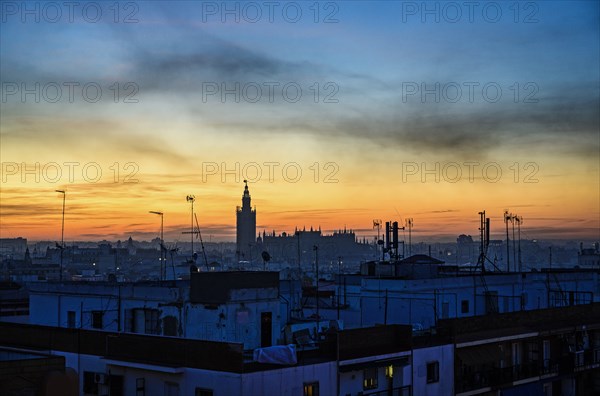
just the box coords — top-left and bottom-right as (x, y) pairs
(417, 209), (459, 214)
(1, 117), (191, 167)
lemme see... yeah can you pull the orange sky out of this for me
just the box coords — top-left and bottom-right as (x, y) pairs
(1, 142), (598, 242)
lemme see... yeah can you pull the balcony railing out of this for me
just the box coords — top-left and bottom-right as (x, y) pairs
(363, 385), (412, 396)
(541, 358), (560, 375)
(495, 361), (540, 384)
(457, 361), (540, 392)
(573, 348), (600, 369)
(457, 350), (600, 393)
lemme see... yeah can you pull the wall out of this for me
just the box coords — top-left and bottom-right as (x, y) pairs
(28, 283), (281, 349)
(242, 361), (336, 396)
(412, 344), (453, 396)
(358, 271), (600, 329)
(185, 294), (280, 349)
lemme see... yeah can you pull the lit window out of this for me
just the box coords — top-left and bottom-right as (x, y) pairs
(303, 382), (319, 396)
(363, 367), (378, 390)
(385, 365), (394, 378)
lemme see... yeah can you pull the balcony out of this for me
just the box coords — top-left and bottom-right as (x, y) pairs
(540, 358), (560, 375)
(363, 385), (412, 396)
(572, 348), (600, 372)
(495, 361), (541, 383)
(457, 350), (600, 394)
(457, 361), (545, 393)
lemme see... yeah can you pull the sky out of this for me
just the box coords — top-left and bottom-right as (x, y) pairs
(1, 1), (599, 243)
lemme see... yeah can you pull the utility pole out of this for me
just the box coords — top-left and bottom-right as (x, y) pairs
(337, 256), (342, 320)
(56, 190), (66, 281)
(114, 247), (118, 280)
(314, 245), (319, 334)
(511, 214), (517, 272)
(406, 218), (413, 256)
(384, 289), (388, 325)
(149, 211), (164, 280)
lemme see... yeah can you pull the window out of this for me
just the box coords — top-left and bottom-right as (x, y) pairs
(145, 309), (160, 334)
(164, 382), (179, 396)
(303, 382), (319, 396)
(426, 361), (439, 383)
(527, 341), (539, 363)
(195, 388), (213, 396)
(441, 302), (449, 319)
(109, 375), (124, 396)
(512, 342), (521, 366)
(485, 291), (499, 314)
(125, 309), (160, 334)
(543, 340), (551, 369)
(83, 371), (99, 395)
(163, 315), (178, 336)
(67, 311), (76, 328)
(92, 311), (103, 329)
(136, 378), (145, 396)
(363, 367), (378, 390)
(461, 300), (469, 313)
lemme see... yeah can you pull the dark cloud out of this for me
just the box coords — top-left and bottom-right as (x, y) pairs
(1, 117), (192, 167)
(4, 6), (597, 162)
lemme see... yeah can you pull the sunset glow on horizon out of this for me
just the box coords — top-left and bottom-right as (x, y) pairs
(1, 1), (598, 243)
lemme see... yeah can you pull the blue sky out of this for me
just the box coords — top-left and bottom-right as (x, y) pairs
(1, 1), (599, 241)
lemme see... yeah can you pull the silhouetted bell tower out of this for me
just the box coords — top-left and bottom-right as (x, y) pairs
(236, 180), (256, 262)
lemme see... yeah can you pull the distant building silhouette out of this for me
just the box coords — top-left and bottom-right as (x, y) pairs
(236, 181), (256, 262)
(259, 227), (372, 267)
(0, 237), (28, 258)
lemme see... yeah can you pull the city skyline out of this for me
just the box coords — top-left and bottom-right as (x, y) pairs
(0, 180), (598, 244)
(1, 1), (599, 242)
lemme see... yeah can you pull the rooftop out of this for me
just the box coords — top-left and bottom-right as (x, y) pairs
(0, 321), (411, 373)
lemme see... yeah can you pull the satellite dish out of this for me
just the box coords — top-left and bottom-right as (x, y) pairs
(261, 251), (271, 262)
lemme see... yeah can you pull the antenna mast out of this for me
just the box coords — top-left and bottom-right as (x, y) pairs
(504, 210), (512, 272)
(477, 211), (489, 272)
(186, 195), (195, 262)
(373, 219), (382, 260)
(515, 215), (523, 272)
(406, 218), (413, 256)
(194, 213), (209, 270)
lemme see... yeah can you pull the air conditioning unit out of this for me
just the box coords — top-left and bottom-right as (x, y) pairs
(94, 373), (107, 384)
